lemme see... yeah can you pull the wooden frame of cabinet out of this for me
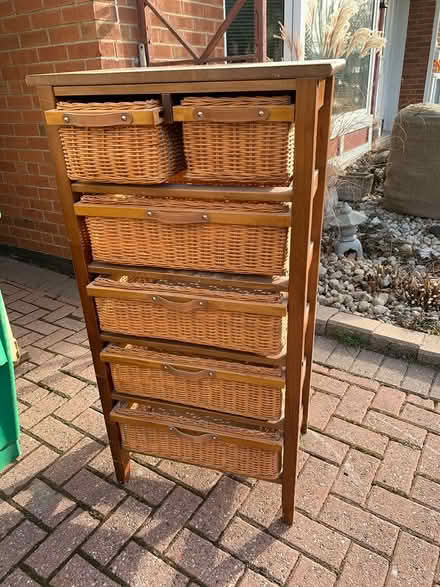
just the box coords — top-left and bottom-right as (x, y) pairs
(28, 60), (343, 524)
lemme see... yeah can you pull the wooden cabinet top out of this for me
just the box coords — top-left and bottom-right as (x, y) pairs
(27, 59), (345, 88)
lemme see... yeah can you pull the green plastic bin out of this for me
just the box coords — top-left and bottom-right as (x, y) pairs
(0, 291), (20, 471)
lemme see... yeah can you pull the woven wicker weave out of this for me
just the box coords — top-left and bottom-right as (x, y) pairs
(82, 194), (289, 275)
(181, 95), (295, 185)
(93, 276), (287, 356)
(106, 344), (284, 420)
(57, 100), (184, 184)
(113, 401), (282, 479)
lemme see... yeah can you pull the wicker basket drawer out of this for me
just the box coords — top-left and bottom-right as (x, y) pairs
(111, 401), (282, 480)
(102, 344), (285, 421)
(173, 95), (295, 186)
(88, 276), (287, 356)
(76, 194), (290, 276)
(45, 100), (184, 184)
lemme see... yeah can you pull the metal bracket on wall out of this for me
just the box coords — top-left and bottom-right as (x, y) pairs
(138, 43), (147, 68)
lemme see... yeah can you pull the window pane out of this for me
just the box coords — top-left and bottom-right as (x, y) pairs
(225, 0), (284, 61)
(305, 0), (375, 113)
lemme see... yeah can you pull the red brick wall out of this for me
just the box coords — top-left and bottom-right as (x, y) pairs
(343, 128), (369, 152)
(399, 0), (436, 109)
(0, 0), (139, 259)
(0, 0), (224, 260)
(147, 0), (225, 62)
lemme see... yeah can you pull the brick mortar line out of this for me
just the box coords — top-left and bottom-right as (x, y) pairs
(310, 384), (355, 402)
(21, 377), (92, 401)
(283, 553), (304, 586)
(435, 556), (440, 587)
(236, 510), (346, 576)
(402, 397), (440, 415)
(314, 365), (384, 392)
(133, 525), (245, 587)
(383, 528), (404, 586)
(321, 415), (391, 454)
(300, 438), (349, 468)
(333, 487), (440, 551)
(334, 411), (430, 450)
(395, 413), (440, 438)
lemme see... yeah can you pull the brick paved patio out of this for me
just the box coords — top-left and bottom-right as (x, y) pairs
(1, 258), (440, 586)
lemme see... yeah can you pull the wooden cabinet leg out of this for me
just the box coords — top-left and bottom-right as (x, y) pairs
(301, 381), (311, 434)
(281, 418), (300, 525)
(282, 490), (295, 525)
(107, 421), (131, 483)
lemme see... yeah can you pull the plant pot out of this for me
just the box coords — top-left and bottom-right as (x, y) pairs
(337, 172), (374, 202)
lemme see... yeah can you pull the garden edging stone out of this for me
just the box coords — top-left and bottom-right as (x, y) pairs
(318, 305), (440, 366)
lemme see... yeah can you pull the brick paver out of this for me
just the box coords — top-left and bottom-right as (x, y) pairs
(295, 456), (338, 516)
(189, 476), (249, 541)
(338, 544), (388, 587)
(13, 478), (76, 527)
(419, 433), (440, 482)
(350, 349), (384, 379)
(220, 517), (299, 583)
(326, 416), (388, 456)
(368, 486), (440, 544)
(25, 510), (99, 579)
(411, 476), (440, 511)
(3, 273), (440, 585)
(300, 429), (349, 465)
(50, 554), (119, 587)
(364, 410), (426, 448)
(0, 521), (46, 580)
(389, 533), (439, 587)
(332, 448), (380, 504)
(137, 485), (201, 552)
(287, 556), (337, 587)
(376, 356), (408, 386)
(82, 496), (151, 565)
(167, 528), (244, 586)
(0, 501), (23, 540)
(64, 469), (125, 516)
(308, 391), (340, 430)
(271, 511), (350, 569)
(335, 385), (374, 423)
(111, 541), (188, 586)
(402, 363), (437, 397)
(319, 495), (399, 556)
(371, 385), (406, 415)
(376, 441), (420, 495)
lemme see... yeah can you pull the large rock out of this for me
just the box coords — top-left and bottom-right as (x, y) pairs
(384, 104), (440, 219)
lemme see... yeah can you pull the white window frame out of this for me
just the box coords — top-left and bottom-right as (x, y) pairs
(424, 0), (440, 102)
(376, 0), (409, 132)
(284, 0), (305, 60)
(284, 0), (379, 143)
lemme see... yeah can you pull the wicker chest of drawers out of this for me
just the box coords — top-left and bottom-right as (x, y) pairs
(29, 59), (342, 524)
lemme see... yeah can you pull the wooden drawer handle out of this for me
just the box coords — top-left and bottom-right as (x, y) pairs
(169, 427), (216, 443)
(145, 209), (209, 224)
(162, 364), (215, 379)
(60, 111), (134, 127)
(194, 106), (270, 122)
(45, 108), (163, 126)
(151, 295), (208, 312)
(173, 105), (295, 123)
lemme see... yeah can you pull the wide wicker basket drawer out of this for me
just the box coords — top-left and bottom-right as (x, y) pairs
(45, 100), (184, 184)
(111, 401), (282, 480)
(88, 276), (287, 356)
(102, 344), (285, 421)
(76, 194), (290, 276)
(174, 95), (295, 186)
